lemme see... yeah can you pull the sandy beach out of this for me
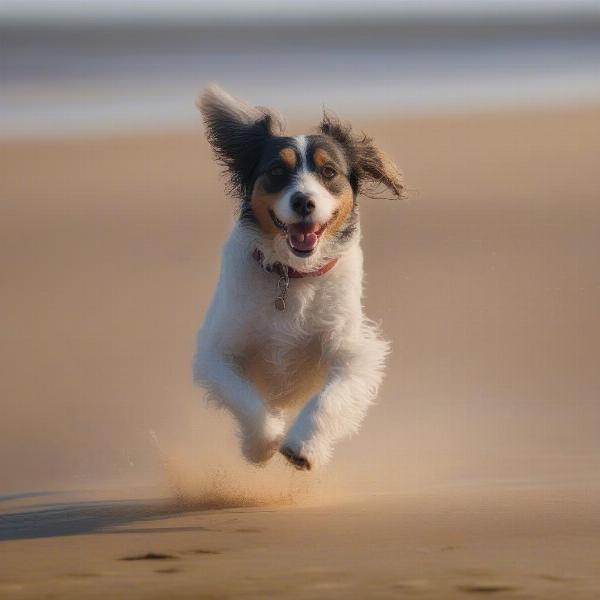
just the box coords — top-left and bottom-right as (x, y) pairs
(2, 485), (600, 599)
(1, 106), (600, 598)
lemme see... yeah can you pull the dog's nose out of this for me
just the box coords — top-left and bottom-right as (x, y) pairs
(291, 192), (315, 217)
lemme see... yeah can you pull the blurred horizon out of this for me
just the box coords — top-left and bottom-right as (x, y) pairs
(2, 0), (599, 25)
(2, 0), (600, 138)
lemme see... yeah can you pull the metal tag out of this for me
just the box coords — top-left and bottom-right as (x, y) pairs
(274, 268), (289, 312)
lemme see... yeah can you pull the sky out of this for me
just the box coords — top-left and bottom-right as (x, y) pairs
(1, 0), (599, 23)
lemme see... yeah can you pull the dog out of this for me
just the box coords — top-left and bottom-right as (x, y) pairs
(193, 85), (403, 470)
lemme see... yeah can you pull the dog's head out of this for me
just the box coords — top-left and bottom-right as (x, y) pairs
(199, 85), (403, 269)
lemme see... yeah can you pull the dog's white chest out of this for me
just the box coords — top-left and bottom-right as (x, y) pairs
(240, 337), (328, 408)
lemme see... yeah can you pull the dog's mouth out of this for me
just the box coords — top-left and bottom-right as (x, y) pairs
(269, 210), (331, 256)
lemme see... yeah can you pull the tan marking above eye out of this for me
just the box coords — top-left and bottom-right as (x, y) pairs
(279, 148), (297, 170)
(313, 148), (333, 169)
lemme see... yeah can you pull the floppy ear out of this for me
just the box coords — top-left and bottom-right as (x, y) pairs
(198, 84), (285, 198)
(319, 112), (404, 199)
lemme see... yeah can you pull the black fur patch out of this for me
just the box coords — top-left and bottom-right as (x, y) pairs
(253, 137), (302, 196)
(319, 112), (404, 199)
(239, 200), (258, 227)
(305, 136), (353, 196)
(201, 97), (282, 199)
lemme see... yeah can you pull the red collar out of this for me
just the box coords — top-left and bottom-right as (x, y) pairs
(253, 248), (338, 279)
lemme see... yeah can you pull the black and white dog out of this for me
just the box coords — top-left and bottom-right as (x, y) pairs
(193, 85), (403, 470)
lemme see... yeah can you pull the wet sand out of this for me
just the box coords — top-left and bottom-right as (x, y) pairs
(1, 106), (600, 597)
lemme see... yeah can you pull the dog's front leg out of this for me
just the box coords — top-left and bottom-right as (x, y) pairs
(194, 349), (284, 464)
(280, 334), (389, 470)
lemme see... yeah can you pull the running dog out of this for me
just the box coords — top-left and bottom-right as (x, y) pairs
(193, 85), (402, 470)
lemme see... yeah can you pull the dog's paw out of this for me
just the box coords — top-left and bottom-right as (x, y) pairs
(242, 435), (281, 464)
(279, 433), (333, 471)
(280, 445), (311, 471)
(240, 412), (285, 465)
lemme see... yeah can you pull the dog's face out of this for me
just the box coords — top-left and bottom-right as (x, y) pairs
(249, 134), (357, 259)
(199, 86), (403, 267)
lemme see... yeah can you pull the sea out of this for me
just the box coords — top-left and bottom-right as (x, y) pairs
(2, 11), (600, 138)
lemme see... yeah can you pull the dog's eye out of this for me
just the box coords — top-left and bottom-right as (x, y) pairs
(269, 165), (285, 178)
(322, 166), (337, 179)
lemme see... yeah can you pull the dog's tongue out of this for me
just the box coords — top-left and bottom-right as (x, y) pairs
(288, 223), (321, 252)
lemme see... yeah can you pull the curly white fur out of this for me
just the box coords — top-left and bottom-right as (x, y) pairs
(193, 221), (389, 470)
(193, 86), (392, 470)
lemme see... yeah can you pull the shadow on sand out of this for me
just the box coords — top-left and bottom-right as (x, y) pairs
(0, 493), (268, 542)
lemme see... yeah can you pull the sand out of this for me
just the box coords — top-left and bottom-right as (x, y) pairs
(1, 106), (600, 598)
(2, 485), (600, 599)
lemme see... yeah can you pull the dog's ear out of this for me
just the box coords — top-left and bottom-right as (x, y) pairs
(198, 84), (285, 198)
(319, 111), (404, 200)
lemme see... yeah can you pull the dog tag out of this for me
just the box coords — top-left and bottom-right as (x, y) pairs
(274, 270), (289, 311)
(274, 296), (286, 311)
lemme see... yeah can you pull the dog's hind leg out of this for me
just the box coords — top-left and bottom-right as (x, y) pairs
(280, 328), (389, 470)
(194, 348), (285, 464)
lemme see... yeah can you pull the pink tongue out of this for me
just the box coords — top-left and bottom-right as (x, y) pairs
(288, 223), (320, 252)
